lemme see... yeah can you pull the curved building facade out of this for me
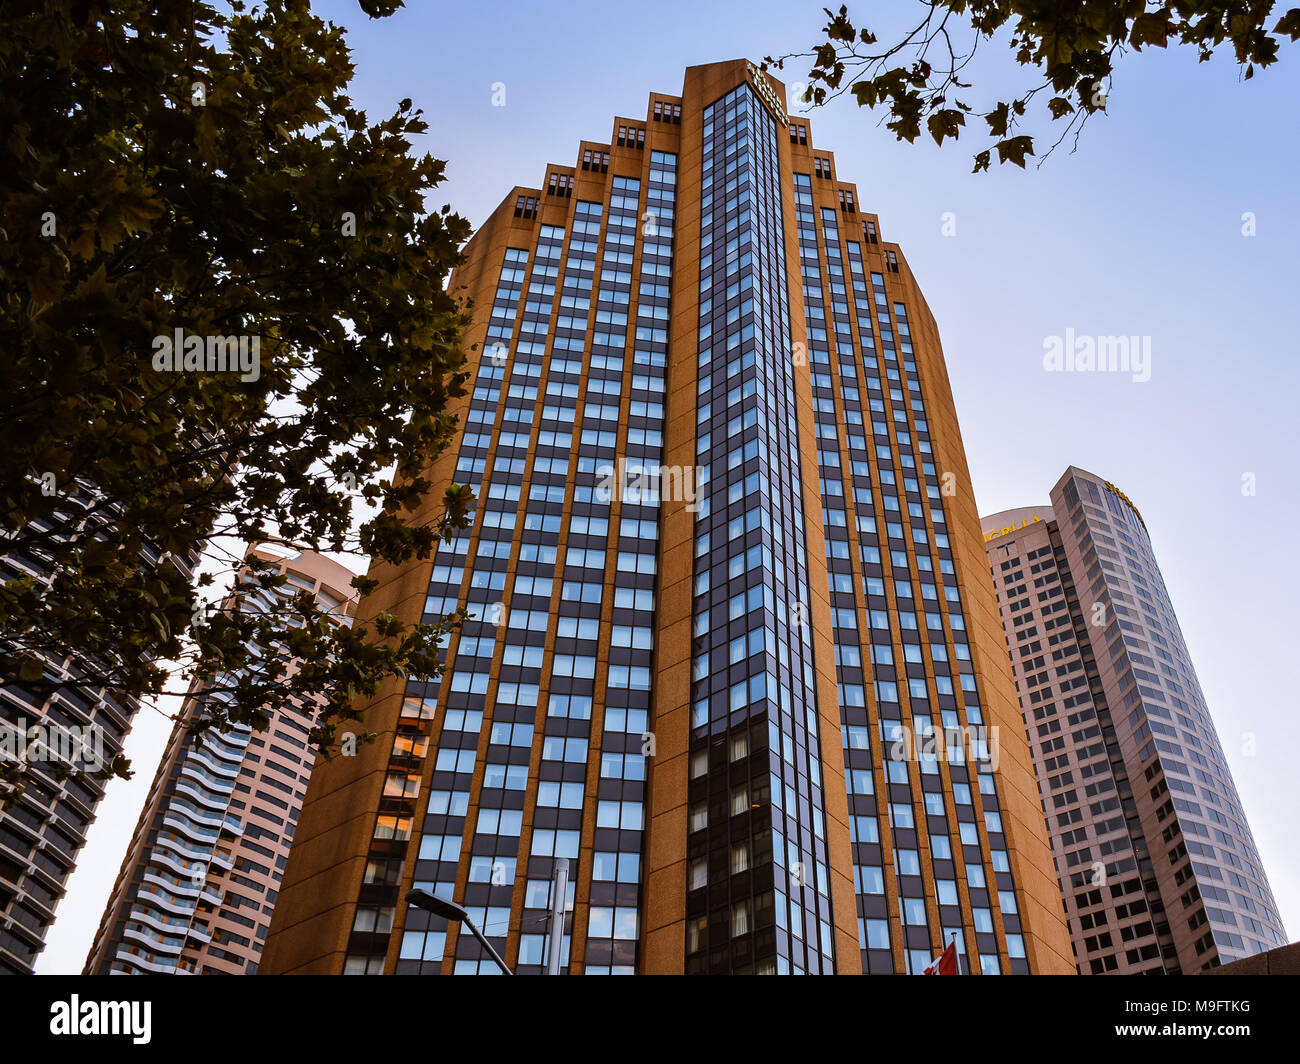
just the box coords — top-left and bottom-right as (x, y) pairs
(83, 547), (357, 975)
(983, 467), (1286, 972)
(0, 483), (198, 975)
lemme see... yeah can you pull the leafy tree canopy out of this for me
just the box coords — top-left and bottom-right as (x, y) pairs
(0, 0), (473, 805)
(767, 1), (1300, 170)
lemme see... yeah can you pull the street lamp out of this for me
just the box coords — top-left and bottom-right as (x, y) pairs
(406, 888), (513, 976)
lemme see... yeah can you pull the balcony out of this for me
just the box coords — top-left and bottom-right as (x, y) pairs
(185, 746), (243, 780)
(126, 904), (193, 938)
(122, 922), (185, 955)
(139, 874), (199, 913)
(161, 809), (220, 843)
(151, 841), (215, 879)
(175, 776), (234, 811)
(113, 944), (181, 975)
(170, 796), (228, 829)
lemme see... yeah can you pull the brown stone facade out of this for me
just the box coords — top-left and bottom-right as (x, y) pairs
(262, 60), (1072, 975)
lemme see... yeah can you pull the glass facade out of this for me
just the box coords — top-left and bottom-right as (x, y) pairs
(356, 149), (678, 976)
(986, 469), (1286, 972)
(0, 483), (198, 974)
(265, 61), (1073, 977)
(687, 83), (833, 975)
(791, 168), (1030, 975)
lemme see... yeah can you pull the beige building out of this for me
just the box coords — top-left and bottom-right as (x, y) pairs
(984, 467), (1285, 972)
(83, 547), (357, 975)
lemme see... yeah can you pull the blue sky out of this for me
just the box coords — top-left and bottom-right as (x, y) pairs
(37, 0), (1299, 971)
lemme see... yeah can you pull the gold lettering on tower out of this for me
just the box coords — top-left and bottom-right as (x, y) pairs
(746, 62), (788, 126)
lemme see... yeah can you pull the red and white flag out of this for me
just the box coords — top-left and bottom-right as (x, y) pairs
(923, 940), (959, 975)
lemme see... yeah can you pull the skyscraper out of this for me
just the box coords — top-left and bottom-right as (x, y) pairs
(0, 483), (198, 975)
(261, 59), (1073, 975)
(83, 546), (357, 975)
(983, 467), (1286, 973)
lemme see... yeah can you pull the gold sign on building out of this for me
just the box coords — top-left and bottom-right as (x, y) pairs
(1103, 480), (1147, 531)
(746, 61), (788, 126)
(984, 515), (1042, 543)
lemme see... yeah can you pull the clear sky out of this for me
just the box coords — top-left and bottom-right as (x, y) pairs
(37, 0), (1299, 971)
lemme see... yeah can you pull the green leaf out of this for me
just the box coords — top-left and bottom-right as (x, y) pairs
(995, 135), (1035, 168)
(926, 108), (966, 145)
(984, 101), (1010, 137)
(1047, 96), (1074, 119)
(1131, 12), (1171, 49)
(851, 80), (878, 108)
(358, 0), (404, 17)
(1276, 9), (1300, 40)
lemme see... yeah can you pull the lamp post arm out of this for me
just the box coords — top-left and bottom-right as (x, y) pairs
(464, 917), (513, 976)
